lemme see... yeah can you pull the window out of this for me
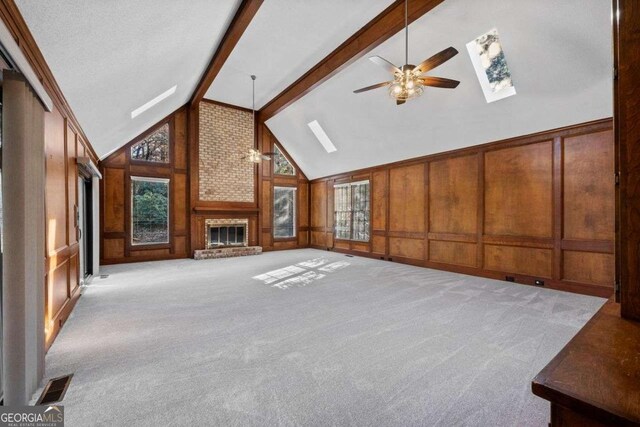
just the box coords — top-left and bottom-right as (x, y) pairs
(273, 187), (296, 238)
(273, 145), (295, 176)
(334, 180), (370, 242)
(131, 177), (169, 245)
(130, 123), (170, 163)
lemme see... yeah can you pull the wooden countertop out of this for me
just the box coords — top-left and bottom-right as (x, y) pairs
(532, 299), (640, 426)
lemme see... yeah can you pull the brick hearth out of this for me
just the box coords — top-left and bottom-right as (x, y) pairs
(194, 246), (262, 260)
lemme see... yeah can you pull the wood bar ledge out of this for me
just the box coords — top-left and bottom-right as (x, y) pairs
(532, 299), (640, 426)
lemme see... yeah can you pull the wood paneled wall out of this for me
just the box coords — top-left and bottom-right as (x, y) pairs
(44, 105), (96, 347)
(257, 125), (310, 250)
(310, 119), (615, 297)
(100, 108), (190, 264)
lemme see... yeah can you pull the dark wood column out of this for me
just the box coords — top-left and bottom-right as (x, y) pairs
(614, 0), (640, 321)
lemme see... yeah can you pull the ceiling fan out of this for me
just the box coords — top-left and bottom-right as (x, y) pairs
(353, 0), (460, 105)
(243, 75), (277, 163)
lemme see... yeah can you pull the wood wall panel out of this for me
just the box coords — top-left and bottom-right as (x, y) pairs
(563, 251), (615, 287)
(45, 109), (67, 253)
(48, 262), (69, 319)
(563, 130), (615, 241)
(309, 119), (613, 297)
(372, 170), (387, 232)
(429, 241), (477, 267)
(101, 108), (190, 264)
(311, 181), (327, 229)
(68, 253), (78, 293)
(66, 125), (78, 244)
(484, 245), (553, 278)
(372, 235), (386, 254)
(254, 126), (310, 252)
(103, 168), (125, 233)
(389, 237), (424, 260)
(484, 142), (553, 238)
(298, 183), (309, 228)
(389, 164), (425, 233)
(429, 154), (478, 234)
(103, 238), (125, 259)
(173, 173), (188, 234)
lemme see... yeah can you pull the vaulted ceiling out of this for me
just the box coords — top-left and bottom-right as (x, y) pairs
(17, 0), (612, 175)
(16, 0), (242, 158)
(204, 0), (394, 109)
(264, 0), (613, 179)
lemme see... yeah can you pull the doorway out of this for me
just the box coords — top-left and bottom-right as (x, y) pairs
(78, 176), (92, 282)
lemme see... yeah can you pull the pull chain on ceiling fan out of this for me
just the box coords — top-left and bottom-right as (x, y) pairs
(353, 0), (460, 105)
(247, 75), (275, 163)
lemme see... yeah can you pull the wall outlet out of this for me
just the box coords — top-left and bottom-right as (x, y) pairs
(534, 279), (545, 286)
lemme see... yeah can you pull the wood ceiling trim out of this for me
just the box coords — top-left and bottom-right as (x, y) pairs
(259, 0), (444, 122)
(189, 0), (264, 106)
(0, 0), (99, 162)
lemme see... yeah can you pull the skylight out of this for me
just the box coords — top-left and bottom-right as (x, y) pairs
(466, 28), (515, 103)
(307, 120), (337, 153)
(131, 85), (177, 119)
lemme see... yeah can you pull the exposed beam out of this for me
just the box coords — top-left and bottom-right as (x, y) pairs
(189, 0), (263, 106)
(259, 0), (444, 122)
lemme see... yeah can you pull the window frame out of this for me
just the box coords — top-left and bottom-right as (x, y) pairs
(273, 186), (297, 240)
(129, 120), (173, 165)
(272, 144), (296, 176)
(130, 176), (170, 246)
(333, 179), (371, 243)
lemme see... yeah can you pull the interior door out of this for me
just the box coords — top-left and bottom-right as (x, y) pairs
(77, 176), (85, 284)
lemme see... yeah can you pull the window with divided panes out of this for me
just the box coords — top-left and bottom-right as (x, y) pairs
(334, 180), (370, 242)
(273, 187), (296, 238)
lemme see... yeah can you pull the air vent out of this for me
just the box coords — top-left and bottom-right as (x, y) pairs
(36, 374), (73, 405)
(345, 255), (354, 258)
(100, 274), (109, 279)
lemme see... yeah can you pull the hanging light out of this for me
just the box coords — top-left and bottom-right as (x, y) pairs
(247, 75), (262, 163)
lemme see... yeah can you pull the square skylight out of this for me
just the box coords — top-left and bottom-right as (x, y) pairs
(307, 120), (337, 153)
(466, 28), (516, 103)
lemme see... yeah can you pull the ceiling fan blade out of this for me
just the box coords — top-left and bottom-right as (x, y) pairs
(420, 76), (460, 89)
(369, 56), (402, 74)
(396, 99), (406, 106)
(353, 81), (392, 94)
(414, 47), (459, 75)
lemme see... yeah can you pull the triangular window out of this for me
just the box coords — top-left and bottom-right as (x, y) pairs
(273, 145), (295, 176)
(131, 123), (169, 163)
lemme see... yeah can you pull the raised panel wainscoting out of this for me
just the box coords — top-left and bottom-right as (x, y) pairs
(309, 119), (614, 297)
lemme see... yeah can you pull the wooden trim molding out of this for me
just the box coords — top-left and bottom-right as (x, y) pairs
(189, 0), (264, 106)
(613, 0), (640, 320)
(259, 0), (444, 121)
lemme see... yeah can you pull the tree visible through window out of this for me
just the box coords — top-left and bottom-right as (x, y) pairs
(273, 187), (296, 238)
(273, 145), (295, 176)
(334, 180), (370, 242)
(131, 177), (169, 245)
(131, 123), (170, 163)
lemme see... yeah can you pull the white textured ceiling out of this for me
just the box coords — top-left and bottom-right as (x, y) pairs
(266, 0), (613, 179)
(204, 0), (394, 109)
(16, 0), (240, 158)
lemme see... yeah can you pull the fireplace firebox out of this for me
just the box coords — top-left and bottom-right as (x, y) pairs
(205, 219), (248, 248)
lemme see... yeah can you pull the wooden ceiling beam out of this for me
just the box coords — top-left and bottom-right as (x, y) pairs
(189, 0), (263, 106)
(259, 0), (444, 122)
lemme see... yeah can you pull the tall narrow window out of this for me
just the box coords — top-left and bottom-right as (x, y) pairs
(130, 123), (170, 163)
(131, 177), (169, 245)
(334, 180), (370, 242)
(273, 187), (296, 238)
(273, 145), (295, 176)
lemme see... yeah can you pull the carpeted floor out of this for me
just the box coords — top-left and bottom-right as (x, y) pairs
(38, 249), (605, 426)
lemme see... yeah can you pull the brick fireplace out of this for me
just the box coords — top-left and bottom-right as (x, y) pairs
(205, 218), (249, 248)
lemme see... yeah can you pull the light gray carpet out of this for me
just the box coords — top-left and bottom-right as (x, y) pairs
(37, 249), (605, 426)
